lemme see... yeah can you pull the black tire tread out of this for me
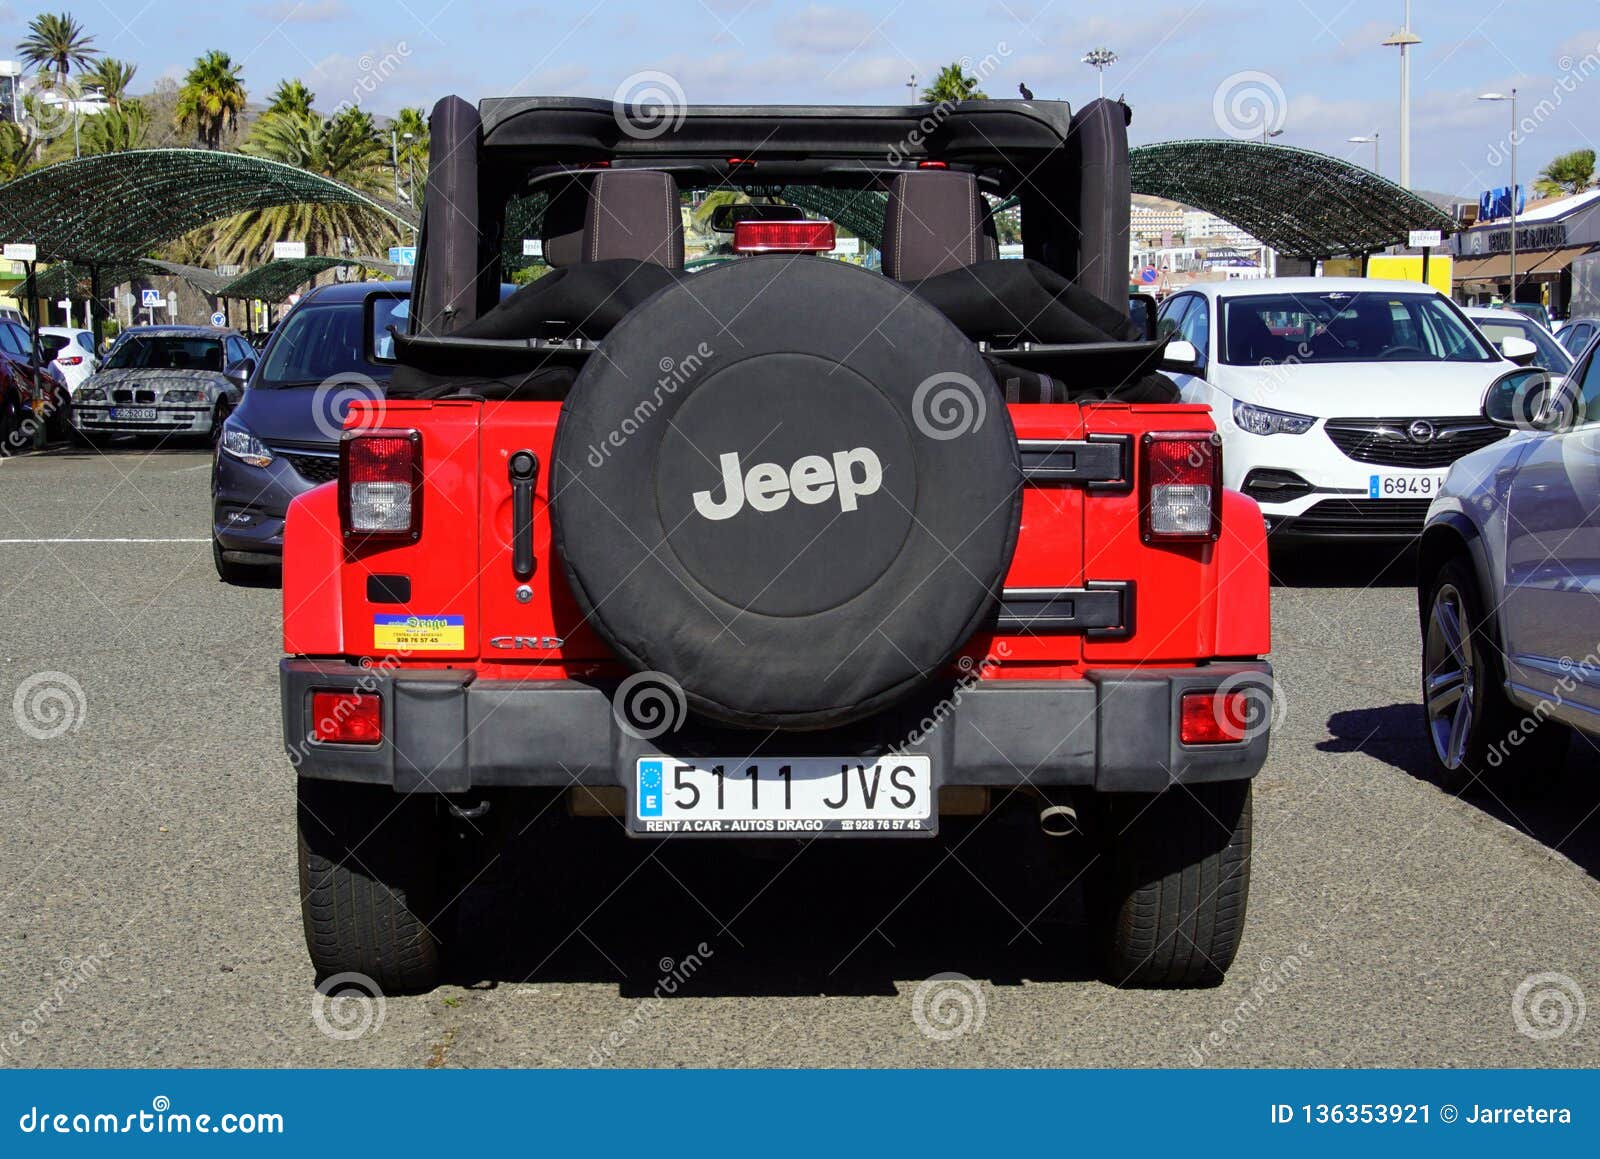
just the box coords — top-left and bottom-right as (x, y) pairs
(1096, 780), (1252, 988)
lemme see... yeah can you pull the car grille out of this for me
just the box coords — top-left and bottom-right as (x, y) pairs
(112, 389), (157, 404)
(1288, 498), (1433, 536)
(1323, 416), (1506, 468)
(280, 452), (340, 484)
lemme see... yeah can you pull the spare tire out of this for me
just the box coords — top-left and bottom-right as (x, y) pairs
(550, 257), (1021, 730)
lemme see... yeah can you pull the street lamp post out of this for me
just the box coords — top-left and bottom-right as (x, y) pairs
(1347, 133), (1380, 175)
(1479, 90), (1518, 302)
(1382, 1), (1421, 188)
(1262, 127), (1284, 146)
(1082, 48), (1117, 99)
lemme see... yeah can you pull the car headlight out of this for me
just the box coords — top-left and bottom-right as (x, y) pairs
(1232, 400), (1317, 436)
(220, 415), (273, 468)
(76, 386), (105, 402)
(163, 388), (209, 404)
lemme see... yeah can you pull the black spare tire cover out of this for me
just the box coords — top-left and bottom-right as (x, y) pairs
(550, 256), (1022, 730)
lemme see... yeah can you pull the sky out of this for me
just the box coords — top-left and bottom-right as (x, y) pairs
(6, 0), (1600, 197)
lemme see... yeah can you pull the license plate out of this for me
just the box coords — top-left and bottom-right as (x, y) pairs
(1368, 472), (1446, 499)
(109, 407), (158, 421)
(631, 755), (934, 835)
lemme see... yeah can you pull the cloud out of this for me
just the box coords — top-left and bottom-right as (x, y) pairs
(776, 5), (879, 55)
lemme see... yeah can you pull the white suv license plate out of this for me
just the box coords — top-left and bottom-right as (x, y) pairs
(632, 755), (934, 835)
(1369, 472), (1446, 499)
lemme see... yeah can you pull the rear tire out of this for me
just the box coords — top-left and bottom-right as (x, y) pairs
(1089, 780), (1252, 988)
(297, 779), (447, 995)
(1422, 555), (1568, 795)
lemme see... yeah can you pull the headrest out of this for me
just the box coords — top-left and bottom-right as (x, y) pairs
(881, 170), (982, 281)
(584, 169), (684, 268)
(538, 177), (588, 268)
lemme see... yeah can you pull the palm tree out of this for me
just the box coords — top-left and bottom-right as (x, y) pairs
(0, 122), (39, 181)
(392, 105), (428, 201)
(79, 100), (148, 154)
(209, 106), (400, 265)
(265, 78), (315, 119)
(82, 57), (135, 107)
(175, 50), (246, 150)
(16, 12), (98, 81)
(920, 62), (986, 103)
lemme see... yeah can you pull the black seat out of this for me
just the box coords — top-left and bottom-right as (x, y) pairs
(538, 169), (684, 269)
(880, 170), (983, 280)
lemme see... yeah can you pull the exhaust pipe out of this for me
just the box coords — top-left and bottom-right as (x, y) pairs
(1038, 803), (1078, 838)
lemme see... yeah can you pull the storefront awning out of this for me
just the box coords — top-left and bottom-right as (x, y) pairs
(1452, 244), (1597, 282)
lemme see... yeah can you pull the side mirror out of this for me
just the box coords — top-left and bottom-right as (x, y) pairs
(224, 359), (254, 388)
(1481, 367), (1577, 432)
(1160, 338), (1202, 374)
(1499, 335), (1539, 366)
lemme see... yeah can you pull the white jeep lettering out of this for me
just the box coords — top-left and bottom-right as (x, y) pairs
(692, 447), (884, 521)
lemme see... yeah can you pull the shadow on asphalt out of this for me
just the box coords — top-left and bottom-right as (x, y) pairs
(1269, 542), (1419, 589)
(1322, 703), (1600, 882)
(444, 792), (1098, 996)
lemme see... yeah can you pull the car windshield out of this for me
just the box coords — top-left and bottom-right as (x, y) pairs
(105, 335), (224, 372)
(1220, 291), (1496, 365)
(1473, 317), (1573, 374)
(256, 301), (388, 389)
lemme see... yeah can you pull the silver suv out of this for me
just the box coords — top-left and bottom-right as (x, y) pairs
(71, 325), (256, 443)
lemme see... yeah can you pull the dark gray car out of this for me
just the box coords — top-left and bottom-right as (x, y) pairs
(211, 282), (409, 582)
(72, 325), (257, 442)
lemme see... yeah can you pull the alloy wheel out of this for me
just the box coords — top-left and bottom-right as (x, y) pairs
(1424, 582), (1477, 770)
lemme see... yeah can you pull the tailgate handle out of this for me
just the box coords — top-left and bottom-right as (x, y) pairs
(509, 449), (539, 580)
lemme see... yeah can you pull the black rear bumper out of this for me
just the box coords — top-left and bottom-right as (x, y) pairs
(282, 659), (1272, 795)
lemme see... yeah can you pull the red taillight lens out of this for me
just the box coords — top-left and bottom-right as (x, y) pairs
(1179, 690), (1250, 745)
(58, 356), (83, 365)
(311, 690), (382, 745)
(1141, 432), (1222, 542)
(917, 160), (949, 169)
(732, 219), (837, 254)
(340, 429), (421, 540)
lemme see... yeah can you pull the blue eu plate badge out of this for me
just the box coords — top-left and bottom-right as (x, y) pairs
(637, 759), (663, 818)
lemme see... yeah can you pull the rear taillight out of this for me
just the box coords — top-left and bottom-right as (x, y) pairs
(340, 429), (422, 541)
(1179, 690), (1249, 744)
(58, 356), (83, 365)
(311, 690), (382, 745)
(1140, 432), (1221, 542)
(732, 219), (837, 254)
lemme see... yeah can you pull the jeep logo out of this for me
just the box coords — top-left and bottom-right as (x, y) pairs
(692, 447), (884, 522)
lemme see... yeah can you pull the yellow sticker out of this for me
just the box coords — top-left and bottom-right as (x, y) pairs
(374, 614), (465, 652)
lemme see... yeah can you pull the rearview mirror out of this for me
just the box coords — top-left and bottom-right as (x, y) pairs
(224, 359), (254, 388)
(1499, 335), (1539, 366)
(1481, 367), (1577, 432)
(1160, 339), (1202, 375)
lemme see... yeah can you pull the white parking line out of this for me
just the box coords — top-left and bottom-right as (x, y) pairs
(0, 537), (209, 544)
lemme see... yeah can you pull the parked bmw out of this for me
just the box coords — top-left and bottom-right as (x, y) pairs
(1418, 357), (1600, 790)
(71, 325), (256, 444)
(211, 281), (409, 582)
(1157, 278), (1536, 540)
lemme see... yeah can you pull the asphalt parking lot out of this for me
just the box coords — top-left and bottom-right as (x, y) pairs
(1, 444), (1597, 1068)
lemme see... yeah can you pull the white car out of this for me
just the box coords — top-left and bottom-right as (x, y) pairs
(37, 326), (99, 393)
(1156, 277), (1536, 541)
(1461, 306), (1573, 379)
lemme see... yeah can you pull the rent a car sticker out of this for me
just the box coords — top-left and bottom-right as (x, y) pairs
(373, 614), (465, 652)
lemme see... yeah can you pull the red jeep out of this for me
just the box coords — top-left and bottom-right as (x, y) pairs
(282, 95), (1272, 992)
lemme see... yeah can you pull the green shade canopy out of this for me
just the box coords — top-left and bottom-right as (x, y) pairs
(1127, 140), (1456, 258)
(0, 149), (418, 265)
(217, 255), (402, 301)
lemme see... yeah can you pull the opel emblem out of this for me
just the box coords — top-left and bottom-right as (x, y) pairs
(1407, 420), (1436, 443)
